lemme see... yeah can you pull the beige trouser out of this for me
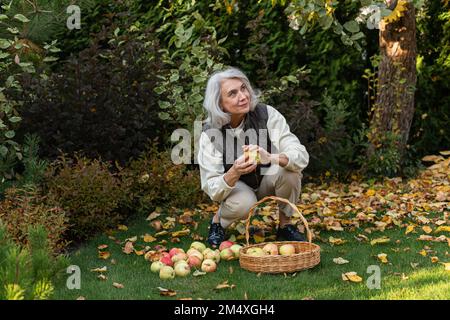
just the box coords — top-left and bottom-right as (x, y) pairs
(218, 166), (303, 228)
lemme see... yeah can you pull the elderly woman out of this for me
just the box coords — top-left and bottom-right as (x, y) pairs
(197, 67), (309, 247)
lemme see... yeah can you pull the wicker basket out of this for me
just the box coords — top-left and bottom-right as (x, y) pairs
(239, 196), (320, 273)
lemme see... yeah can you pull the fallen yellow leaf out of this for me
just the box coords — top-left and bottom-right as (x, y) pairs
(431, 256), (439, 263)
(329, 236), (347, 245)
(377, 253), (388, 264)
(333, 257), (349, 265)
(123, 241), (134, 254)
(422, 226), (433, 234)
(419, 249), (427, 257)
(366, 189), (376, 196)
(405, 225), (415, 235)
(171, 229), (190, 237)
(112, 282), (124, 289)
(143, 234), (157, 243)
(90, 266), (107, 273)
(342, 272), (363, 283)
(435, 226), (450, 233)
(117, 225), (128, 231)
(370, 237), (390, 245)
(98, 251), (111, 260)
(440, 262), (450, 271)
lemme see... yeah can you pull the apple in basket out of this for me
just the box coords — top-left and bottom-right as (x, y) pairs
(246, 247), (265, 257)
(262, 243), (279, 255)
(279, 244), (296, 256)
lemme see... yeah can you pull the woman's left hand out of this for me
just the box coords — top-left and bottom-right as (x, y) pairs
(243, 144), (272, 165)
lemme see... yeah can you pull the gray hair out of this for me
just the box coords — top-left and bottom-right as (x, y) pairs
(203, 67), (259, 128)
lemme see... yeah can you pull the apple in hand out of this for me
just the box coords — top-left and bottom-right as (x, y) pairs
(201, 259), (217, 273)
(262, 243), (279, 255)
(159, 266), (175, 280)
(279, 244), (296, 256)
(174, 262), (190, 277)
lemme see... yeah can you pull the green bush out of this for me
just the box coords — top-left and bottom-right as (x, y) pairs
(0, 222), (69, 300)
(43, 153), (126, 242)
(0, 185), (69, 253)
(119, 142), (205, 214)
(18, 22), (172, 166)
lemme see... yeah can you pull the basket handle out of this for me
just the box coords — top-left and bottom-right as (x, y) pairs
(245, 195), (312, 246)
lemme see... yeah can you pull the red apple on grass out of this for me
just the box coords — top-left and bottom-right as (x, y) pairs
(201, 259), (217, 273)
(159, 252), (173, 266)
(230, 244), (243, 258)
(159, 266), (175, 280)
(187, 255), (202, 268)
(219, 240), (234, 251)
(219, 248), (235, 261)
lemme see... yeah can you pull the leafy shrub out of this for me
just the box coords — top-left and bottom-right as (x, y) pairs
(119, 142), (205, 213)
(43, 153), (126, 242)
(18, 23), (171, 166)
(0, 222), (68, 300)
(0, 185), (68, 253)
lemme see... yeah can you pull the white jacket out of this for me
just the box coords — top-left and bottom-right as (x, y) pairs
(197, 105), (309, 202)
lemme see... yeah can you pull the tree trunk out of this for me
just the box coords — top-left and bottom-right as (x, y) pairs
(367, 1), (417, 163)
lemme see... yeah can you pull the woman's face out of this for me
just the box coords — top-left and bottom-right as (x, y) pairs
(220, 78), (250, 116)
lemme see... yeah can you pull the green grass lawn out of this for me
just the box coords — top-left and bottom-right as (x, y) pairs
(53, 211), (450, 300)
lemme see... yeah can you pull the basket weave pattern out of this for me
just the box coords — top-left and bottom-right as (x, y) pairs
(239, 196), (321, 274)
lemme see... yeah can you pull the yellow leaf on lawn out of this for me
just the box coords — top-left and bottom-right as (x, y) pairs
(143, 234), (157, 243)
(125, 236), (138, 242)
(342, 272), (363, 283)
(377, 253), (388, 263)
(405, 225), (415, 235)
(134, 250), (145, 256)
(333, 257), (349, 265)
(431, 256), (439, 263)
(112, 282), (124, 289)
(90, 266), (107, 273)
(417, 235), (434, 241)
(441, 262), (450, 271)
(329, 236), (347, 245)
(370, 237), (390, 245)
(434, 226), (450, 233)
(422, 226), (433, 234)
(215, 280), (236, 290)
(419, 249), (427, 257)
(171, 229), (190, 238)
(98, 251), (111, 260)
(366, 189), (376, 196)
(117, 225), (128, 231)
(155, 231), (168, 237)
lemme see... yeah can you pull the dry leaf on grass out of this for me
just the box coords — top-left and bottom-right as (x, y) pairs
(158, 287), (177, 297)
(342, 272), (363, 283)
(333, 257), (349, 265)
(215, 280), (236, 290)
(113, 282), (124, 289)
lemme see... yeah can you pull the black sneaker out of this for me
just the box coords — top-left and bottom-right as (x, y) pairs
(276, 224), (306, 242)
(207, 219), (225, 248)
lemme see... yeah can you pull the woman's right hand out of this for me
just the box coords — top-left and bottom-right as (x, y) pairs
(230, 153), (258, 176)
